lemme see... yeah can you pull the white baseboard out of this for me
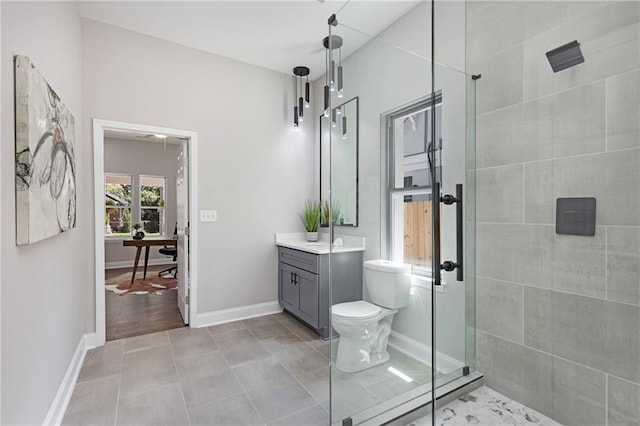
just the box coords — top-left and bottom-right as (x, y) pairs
(44, 332), (97, 426)
(105, 259), (173, 270)
(388, 331), (465, 374)
(196, 301), (281, 328)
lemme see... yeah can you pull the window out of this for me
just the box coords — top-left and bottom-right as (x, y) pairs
(105, 175), (132, 237)
(387, 97), (442, 274)
(140, 176), (166, 235)
(104, 174), (166, 237)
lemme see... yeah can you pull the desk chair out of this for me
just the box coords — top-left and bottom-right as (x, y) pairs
(159, 225), (178, 278)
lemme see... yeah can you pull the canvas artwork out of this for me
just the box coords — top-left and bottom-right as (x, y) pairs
(14, 55), (76, 245)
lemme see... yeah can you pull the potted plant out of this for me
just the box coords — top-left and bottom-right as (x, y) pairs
(132, 223), (145, 240)
(299, 200), (321, 242)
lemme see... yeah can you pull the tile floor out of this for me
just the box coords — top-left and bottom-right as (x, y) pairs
(62, 311), (432, 426)
(411, 386), (561, 426)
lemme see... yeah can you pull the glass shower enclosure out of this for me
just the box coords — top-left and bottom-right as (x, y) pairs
(322, 1), (478, 424)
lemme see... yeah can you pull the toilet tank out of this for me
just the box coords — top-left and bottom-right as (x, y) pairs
(364, 260), (412, 309)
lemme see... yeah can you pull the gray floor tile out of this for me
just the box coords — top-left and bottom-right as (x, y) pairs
(265, 312), (289, 323)
(62, 374), (119, 426)
(119, 344), (178, 399)
(213, 329), (273, 367)
(168, 327), (218, 360)
(77, 340), (124, 383)
(267, 404), (328, 426)
(116, 382), (188, 426)
(175, 350), (244, 409)
(280, 318), (320, 342)
(247, 382), (317, 424)
(364, 373), (423, 400)
(243, 315), (279, 328)
(272, 343), (328, 376)
(123, 331), (169, 353)
(233, 359), (316, 423)
(233, 358), (302, 390)
(207, 320), (247, 336)
(188, 394), (264, 426)
(247, 321), (291, 340)
(307, 339), (330, 359)
(260, 332), (306, 354)
(295, 365), (382, 421)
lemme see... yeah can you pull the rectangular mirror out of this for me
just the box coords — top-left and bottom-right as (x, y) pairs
(320, 97), (358, 227)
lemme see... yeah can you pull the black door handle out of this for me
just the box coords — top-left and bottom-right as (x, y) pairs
(438, 183), (464, 282)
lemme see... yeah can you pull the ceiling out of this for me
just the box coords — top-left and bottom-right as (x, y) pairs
(104, 129), (183, 145)
(77, 1), (421, 80)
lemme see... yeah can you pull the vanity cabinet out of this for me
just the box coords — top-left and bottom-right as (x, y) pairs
(278, 246), (363, 338)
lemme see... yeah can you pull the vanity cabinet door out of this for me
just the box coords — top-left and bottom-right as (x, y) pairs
(279, 263), (298, 312)
(297, 269), (319, 328)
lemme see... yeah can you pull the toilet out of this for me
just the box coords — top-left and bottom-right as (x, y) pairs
(331, 259), (412, 373)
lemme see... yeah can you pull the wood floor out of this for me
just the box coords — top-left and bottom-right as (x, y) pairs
(105, 265), (186, 341)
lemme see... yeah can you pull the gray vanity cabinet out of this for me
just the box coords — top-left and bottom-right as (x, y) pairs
(278, 246), (363, 338)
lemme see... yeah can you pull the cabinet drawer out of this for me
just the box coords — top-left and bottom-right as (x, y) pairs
(279, 247), (318, 274)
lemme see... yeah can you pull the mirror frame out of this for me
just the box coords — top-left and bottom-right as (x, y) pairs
(320, 96), (359, 227)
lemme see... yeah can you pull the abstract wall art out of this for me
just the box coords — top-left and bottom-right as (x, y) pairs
(14, 55), (76, 245)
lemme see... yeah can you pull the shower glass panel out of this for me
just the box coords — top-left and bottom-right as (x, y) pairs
(326, 1), (477, 424)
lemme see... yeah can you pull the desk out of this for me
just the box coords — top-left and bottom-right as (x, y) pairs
(123, 236), (177, 285)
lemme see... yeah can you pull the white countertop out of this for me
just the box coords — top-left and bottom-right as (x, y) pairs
(274, 233), (366, 255)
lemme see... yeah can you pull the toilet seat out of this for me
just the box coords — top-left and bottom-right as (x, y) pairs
(332, 301), (381, 320)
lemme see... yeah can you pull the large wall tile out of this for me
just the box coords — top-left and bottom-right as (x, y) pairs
(607, 226), (640, 305)
(477, 224), (606, 298)
(524, 150), (640, 226)
(550, 357), (606, 426)
(476, 277), (523, 343)
(477, 331), (553, 416)
(476, 164), (523, 223)
(523, 2), (640, 100)
(608, 376), (640, 426)
(607, 69), (640, 151)
(470, 46), (523, 115)
(524, 287), (640, 383)
(477, 82), (605, 168)
(467, 2), (607, 67)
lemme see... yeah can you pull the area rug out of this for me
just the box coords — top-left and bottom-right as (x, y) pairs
(106, 272), (177, 295)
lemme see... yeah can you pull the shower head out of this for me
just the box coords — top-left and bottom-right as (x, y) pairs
(546, 40), (584, 73)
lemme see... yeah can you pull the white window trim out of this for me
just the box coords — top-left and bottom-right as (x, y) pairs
(104, 173), (133, 239)
(139, 174), (167, 236)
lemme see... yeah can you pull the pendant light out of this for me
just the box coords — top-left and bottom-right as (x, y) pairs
(342, 115), (347, 140)
(292, 66), (310, 129)
(323, 35), (343, 116)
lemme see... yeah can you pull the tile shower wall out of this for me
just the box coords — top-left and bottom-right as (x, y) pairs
(468, 2), (640, 425)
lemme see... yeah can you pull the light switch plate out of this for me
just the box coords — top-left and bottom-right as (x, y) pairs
(200, 210), (217, 222)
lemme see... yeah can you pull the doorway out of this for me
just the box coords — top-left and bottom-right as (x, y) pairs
(93, 119), (199, 346)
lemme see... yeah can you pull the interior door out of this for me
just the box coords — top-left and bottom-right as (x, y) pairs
(176, 140), (189, 324)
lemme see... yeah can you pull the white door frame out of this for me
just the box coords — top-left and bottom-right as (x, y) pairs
(93, 119), (199, 346)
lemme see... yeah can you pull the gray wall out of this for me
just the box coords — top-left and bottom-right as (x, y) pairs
(82, 19), (316, 317)
(468, 2), (640, 424)
(104, 137), (179, 266)
(1, 2), (93, 424)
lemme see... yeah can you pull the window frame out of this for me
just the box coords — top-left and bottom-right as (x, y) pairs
(385, 94), (442, 278)
(104, 173), (133, 239)
(139, 175), (167, 236)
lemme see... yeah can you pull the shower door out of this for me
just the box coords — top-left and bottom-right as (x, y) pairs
(325, 1), (477, 424)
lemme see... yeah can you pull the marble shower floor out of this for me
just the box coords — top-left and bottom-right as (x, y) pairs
(410, 386), (561, 426)
(62, 311), (433, 425)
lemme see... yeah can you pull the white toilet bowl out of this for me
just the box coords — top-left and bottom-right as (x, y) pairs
(332, 301), (396, 373)
(332, 260), (411, 373)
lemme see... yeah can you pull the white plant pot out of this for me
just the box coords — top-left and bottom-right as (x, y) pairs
(306, 232), (319, 242)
